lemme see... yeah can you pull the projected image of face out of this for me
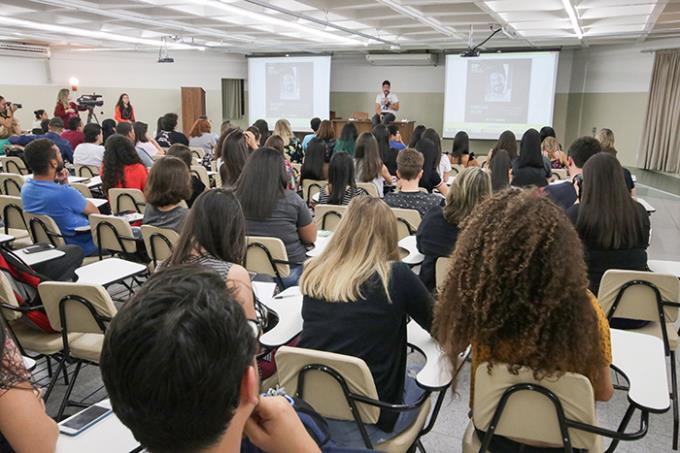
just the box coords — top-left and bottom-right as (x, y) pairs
(485, 65), (511, 103)
(280, 68), (300, 101)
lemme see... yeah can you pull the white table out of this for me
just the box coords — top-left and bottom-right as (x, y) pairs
(648, 260), (680, 278)
(14, 246), (65, 266)
(57, 399), (140, 453)
(446, 175), (456, 186)
(75, 258), (147, 286)
(23, 356), (36, 371)
(87, 198), (108, 208)
(306, 232), (333, 258)
(22, 175), (92, 184)
(253, 281), (277, 301)
(399, 235), (425, 266)
(407, 321), (453, 390)
(0, 233), (15, 246)
(259, 287), (303, 348)
(637, 197), (656, 213)
(86, 176), (102, 188)
(610, 329), (670, 413)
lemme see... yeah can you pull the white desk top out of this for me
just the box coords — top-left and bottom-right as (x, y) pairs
(0, 234), (15, 245)
(15, 246), (65, 266)
(23, 356), (36, 371)
(57, 399), (140, 453)
(407, 321), (453, 390)
(253, 281), (277, 301)
(637, 197), (656, 213)
(259, 289), (304, 348)
(611, 329), (670, 412)
(87, 198), (108, 208)
(446, 175), (456, 186)
(23, 175), (92, 184)
(86, 176), (102, 188)
(399, 235), (424, 266)
(75, 258), (147, 286)
(648, 259), (680, 278)
(306, 232), (332, 258)
(311, 192), (320, 203)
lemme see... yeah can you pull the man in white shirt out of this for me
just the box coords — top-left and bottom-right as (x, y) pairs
(73, 123), (105, 167)
(374, 80), (399, 119)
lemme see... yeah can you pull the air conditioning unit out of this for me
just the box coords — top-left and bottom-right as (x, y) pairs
(365, 53), (439, 66)
(0, 42), (50, 58)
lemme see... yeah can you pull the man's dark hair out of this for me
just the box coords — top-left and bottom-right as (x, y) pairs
(310, 117), (321, 132)
(100, 265), (257, 453)
(387, 125), (399, 137)
(48, 117), (64, 130)
(67, 116), (82, 131)
(24, 139), (58, 175)
(163, 113), (179, 131)
(83, 123), (101, 143)
(116, 121), (133, 138)
(382, 80), (391, 87)
(568, 136), (601, 169)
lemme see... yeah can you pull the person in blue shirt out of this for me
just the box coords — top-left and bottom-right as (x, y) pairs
(387, 125), (406, 151)
(21, 138), (100, 256)
(302, 117), (321, 151)
(9, 117), (74, 163)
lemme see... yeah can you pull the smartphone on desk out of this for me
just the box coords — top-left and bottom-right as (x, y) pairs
(22, 243), (54, 254)
(59, 404), (112, 436)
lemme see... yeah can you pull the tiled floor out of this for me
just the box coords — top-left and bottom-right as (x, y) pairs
(37, 181), (680, 452)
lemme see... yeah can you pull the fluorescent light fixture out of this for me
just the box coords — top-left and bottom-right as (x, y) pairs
(561, 0), (583, 39)
(376, 0), (464, 40)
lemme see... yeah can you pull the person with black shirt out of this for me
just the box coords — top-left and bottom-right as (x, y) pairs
(416, 167), (491, 291)
(318, 151), (366, 205)
(415, 138), (448, 195)
(374, 124), (397, 176)
(299, 196), (433, 442)
(511, 128), (549, 188)
(155, 113), (189, 147)
(384, 148), (443, 216)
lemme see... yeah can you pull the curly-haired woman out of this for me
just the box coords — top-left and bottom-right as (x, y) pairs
(433, 190), (613, 444)
(101, 134), (148, 196)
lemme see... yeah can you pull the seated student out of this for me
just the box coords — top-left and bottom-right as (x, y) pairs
(450, 131), (478, 168)
(61, 116), (85, 150)
(421, 128), (452, 183)
(0, 323), (58, 452)
(318, 152), (366, 205)
(384, 148), (444, 216)
(489, 149), (511, 192)
(335, 122), (358, 155)
(299, 196), (433, 439)
(567, 152), (650, 300)
(300, 141), (327, 183)
(416, 167), (491, 291)
(99, 265), (323, 453)
(543, 136), (567, 169)
(134, 121), (164, 161)
(511, 129), (549, 188)
(188, 118), (217, 153)
(252, 119), (270, 146)
(101, 134), (148, 196)
(244, 126), (261, 151)
(265, 135), (297, 190)
(10, 117), (74, 163)
(32, 109), (48, 132)
(595, 128), (636, 195)
(166, 144), (205, 207)
(432, 190), (613, 449)
(414, 138), (448, 196)
(543, 136), (601, 210)
(101, 118), (116, 142)
(408, 125), (426, 148)
(308, 120), (336, 163)
(355, 132), (392, 198)
(22, 138), (99, 257)
(274, 119), (302, 163)
(237, 148), (316, 288)
(487, 130), (518, 167)
(217, 129), (250, 187)
(0, 120), (21, 154)
(302, 117), (321, 151)
(116, 122), (153, 168)
(73, 123), (105, 167)
(142, 156), (191, 232)
(387, 125), (406, 151)
(155, 113), (189, 148)
(374, 124), (397, 176)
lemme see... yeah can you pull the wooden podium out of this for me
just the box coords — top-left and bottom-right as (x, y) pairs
(181, 87), (206, 135)
(331, 119), (416, 146)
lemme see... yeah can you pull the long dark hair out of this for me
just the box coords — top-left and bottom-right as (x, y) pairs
(301, 141), (325, 182)
(354, 132), (382, 182)
(539, 126), (556, 144)
(133, 122), (149, 144)
(220, 129), (249, 186)
(576, 152), (647, 250)
(517, 129), (544, 169)
(236, 148), (287, 220)
(409, 124), (426, 148)
(489, 149), (511, 192)
(451, 131), (470, 164)
(327, 152), (356, 205)
(253, 119), (270, 146)
(339, 122), (358, 144)
(492, 130), (518, 161)
(117, 93), (133, 120)
(372, 124), (390, 164)
(167, 188), (246, 266)
(102, 134), (143, 195)
(102, 119), (117, 142)
(415, 138), (440, 187)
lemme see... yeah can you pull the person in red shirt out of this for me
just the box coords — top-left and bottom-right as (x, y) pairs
(53, 88), (79, 124)
(61, 116), (85, 150)
(114, 93), (135, 123)
(101, 134), (148, 197)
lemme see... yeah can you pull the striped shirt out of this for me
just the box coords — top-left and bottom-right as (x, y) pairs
(318, 186), (367, 206)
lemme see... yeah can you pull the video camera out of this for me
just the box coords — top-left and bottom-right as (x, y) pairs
(4, 102), (22, 110)
(77, 93), (104, 109)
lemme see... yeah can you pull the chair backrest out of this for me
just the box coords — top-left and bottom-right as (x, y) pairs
(0, 270), (22, 322)
(0, 156), (29, 175)
(356, 182), (380, 198)
(0, 195), (27, 233)
(140, 225), (179, 268)
(435, 256), (452, 293)
(39, 282), (117, 335)
(0, 173), (24, 196)
(89, 214), (138, 254)
(190, 147), (206, 160)
(301, 179), (326, 204)
(75, 164), (100, 178)
(472, 362), (598, 450)
(24, 212), (65, 247)
(190, 165), (211, 189)
(391, 207), (421, 240)
(314, 204), (347, 231)
(597, 270), (680, 324)
(476, 155), (488, 167)
(109, 188), (146, 214)
(245, 236), (290, 279)
(70, 182), (93, 198)
(276, 346), (380, 423)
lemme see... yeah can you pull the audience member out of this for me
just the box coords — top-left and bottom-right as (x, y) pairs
(237, 148), (316, 287)
(302, 117), (321, 151)
(450, 131), (478, 168)
(74, 123), (105, 167)
(252, 119), (270, 146)
(264, 134), (285, 153)
(274, 118), (300, 158)
(299, 196), (433, 437)
(414, 138), (448, 195)
(134, 121), (164, 161)
(595, 128), (635, 194)
(39, 118), (49, 134)
(408, 124), (426, 148)
(166, 143), (205, 207)
(21, 138), (99, 257)
(335, 122), (358, 155)
(219, 129), (250, 187)
(433, 190), (614, 433)
(265, 135), (297, 190)
(0, 119), (21, 153)
(101, 118), (116, 142)
(101, 134), (148, 195)
(488, 130), (518, 163)
(220, 120), (233, 134)
(416, 167), (491, 291)
(354, 132), (392, 198)
(53, 88), (78, 124)
(188, 118), (217, 153)
(373, 124), (397, 175)
(309, 120), (336, 163)
(10, 117), (74, 163)
(387, 125), (406, 151)
(245, 126), (261, 150)
(142, 156), (191, 232)
(318, 151), (366, 205)
(32, 109), (48, 131)
(155, 113), (189, 147)
(117, 122), (152, 167)
(543, 136), (566, 169)
(511, 129), (549, 188)
(61, 116), (85, 150)
(489, 149), (511, 192)
(114, 93), (135, 123)
(384, 148), (443, 216)
(100, 265), (322, 453)
(421, 128), (451, 182)
(539, 125), (557, 144)
(300, 141), (327, 183)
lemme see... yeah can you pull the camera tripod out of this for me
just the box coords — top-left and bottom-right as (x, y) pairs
(85, 107), (100, 125)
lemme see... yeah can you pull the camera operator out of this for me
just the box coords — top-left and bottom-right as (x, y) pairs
(54, 88), (79, 124)
(0, 96), (17, 129)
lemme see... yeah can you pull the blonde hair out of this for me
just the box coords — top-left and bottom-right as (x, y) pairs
(443, 167), (492, 225)
(274, 119), (293, 144)
(57, 88), (70, 108)
(542, 137), (559, 158)
(595, 128), (615, 151)
(300, 197), (399, 302)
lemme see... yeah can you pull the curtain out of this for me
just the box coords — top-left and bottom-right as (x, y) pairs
(639, 50), (680, 174)
(221, 78), (244, 120)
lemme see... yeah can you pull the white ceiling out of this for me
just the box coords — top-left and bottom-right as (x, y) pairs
(0, 0), (678, 54)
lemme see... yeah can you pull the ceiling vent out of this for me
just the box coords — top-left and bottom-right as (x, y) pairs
(365, 53), (439, 66)
(0, 42), (50, 58)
